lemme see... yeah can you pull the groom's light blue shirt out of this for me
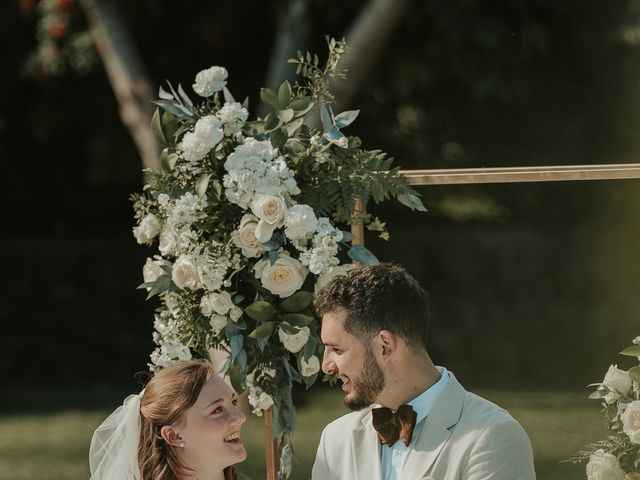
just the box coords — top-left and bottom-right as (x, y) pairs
(380, 366), (450, 480)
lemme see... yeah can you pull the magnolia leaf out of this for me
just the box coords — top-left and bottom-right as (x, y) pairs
(277, 108), (294, 123)
(348, 245), (380, 265)
(264, 112), (281, 131)
(397, 193), (427, 212)
(236, 349), (248, 372)
(334, 110), (360, 129)
(158, 85), (173, 100)
(248, 321), (276, 339)
(223, 87), (235, 104)
(230, 335), (244, 359)
(278, 80), (292, 108)
(281, 313), (314, 327)
(279, 322), (300, 335)
(628, 366), (640, 384)
(244, 301), (276, 322)
(320, 104), (333, 133)
(620, 345), (640, 356)
(196, 173), (211, 198)
(151, 108), (167, 144)
(280, 291), (313, 312)
(260, 88), (280, 110)
(284, 117), (304, 136)
(270, 127), (287, 149)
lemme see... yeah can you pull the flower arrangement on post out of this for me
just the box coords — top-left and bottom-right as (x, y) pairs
(131, 37), (425, 478)
(567, 336), (640, 479)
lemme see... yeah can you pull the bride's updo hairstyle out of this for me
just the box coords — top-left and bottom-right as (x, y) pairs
(137, 359), (236, 480)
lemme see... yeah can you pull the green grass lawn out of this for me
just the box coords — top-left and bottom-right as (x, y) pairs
(0, 387), (605, 479)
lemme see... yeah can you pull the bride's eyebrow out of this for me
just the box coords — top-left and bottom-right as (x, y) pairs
(205, 398), (224, 409)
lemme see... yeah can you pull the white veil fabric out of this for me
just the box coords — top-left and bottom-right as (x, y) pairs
(89, 392), (144, 480)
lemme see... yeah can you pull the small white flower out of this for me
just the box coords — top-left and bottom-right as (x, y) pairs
(172, 254), (200, 290)
(209, 313), (228, 333)
(133, 213), (161, 244)
(602, 365), (633, 404)
(254, 253), (308, 298)
(251, 194), (287, 243)
(278, 325), (310, 353)
(284, 204), (318, 240)
(193, 66), (228, 97)
(300, 355), (320, 377)
(622, 400), (640, 444)
(586, 449), (626, 480)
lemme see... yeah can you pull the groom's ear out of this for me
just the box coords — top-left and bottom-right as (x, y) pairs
(375, 330), (397, 359)
(160, 425), (184, 447)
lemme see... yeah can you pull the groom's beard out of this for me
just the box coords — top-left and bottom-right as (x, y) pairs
(344, 348), (385, 411)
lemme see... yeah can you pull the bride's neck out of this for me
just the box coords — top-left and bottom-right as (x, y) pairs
(181, 468), (226, 480)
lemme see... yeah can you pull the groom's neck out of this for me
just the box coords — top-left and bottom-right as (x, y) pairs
(377, 353), (441, 409)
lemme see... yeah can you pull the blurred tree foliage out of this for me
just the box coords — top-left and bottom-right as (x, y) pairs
(1, 0), (639, 387)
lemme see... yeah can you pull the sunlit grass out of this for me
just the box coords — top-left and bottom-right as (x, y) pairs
(0, 388), (606, 479)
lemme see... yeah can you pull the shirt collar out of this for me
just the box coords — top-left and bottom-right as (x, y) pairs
(406, 366), (450, 424)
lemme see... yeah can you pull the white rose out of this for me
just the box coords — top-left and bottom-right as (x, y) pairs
(586, 449), (626, 480)
(192, 66), (228, 97)
(143, 257), (166, 284)
(314, 264), (355, 293)
(300, 355), (320, 377)
(133, 214), (161, 244)
(172, 255), (200, 290)
(229, 306), (243, 322)
(248, 387), (274, 416)
(254, 254), (308, 298)
(231, 214), (263, 258)
(209, 313), (228, 332)
(284, 204), (318, 241)
(603, 365), (632, 404)
(278, 325), (310, 353)
(251, 194), (287, 243)
(622, 400), (640, 444)
(200, 291), (234, 316)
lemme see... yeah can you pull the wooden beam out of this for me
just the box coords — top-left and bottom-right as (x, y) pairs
(264, 408), (279, 480)
(400, 164), (640, 185)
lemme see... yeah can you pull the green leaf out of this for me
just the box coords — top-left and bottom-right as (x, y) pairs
(277, 108), (294, 123)
(244, 301), (276, 322)
(278, 80), (292, 108)
(228, 364), (244, 394)
(161, 111), (179, 141)
(320, 104), (333, 132)
(270, 127), (287, 149)
(160, 148), (171, 171)
(177, 83), (194, 110)
(397, 193), (427, 212)
(340, 231), (354, 242)
(262, 231), (284, 251)
(279, 323), (300, 335)
(230, 335), (244, 359)
(223, 87), (235, 104)
(348, 245), (380, 265)
(153, 99), (192, 118)
(158, 85), (173, 100)
(196, 173), (211, 197)
(137, 275), (172, 300)
(290, 97), (311, 112)
(280, 291), (314, 312)
(263, 112), (281, 131)
(302, 335), (317, 361)
(334, 110), (360, 129)
(260, 88), (280, 110)
(151, 108), (167, 144)
(284, 117), (304, 136)
(248, 321), (276, 339)
(628, 366), (640, 383)
(620, 345), (640, 356)
(282, 313), (314, 327)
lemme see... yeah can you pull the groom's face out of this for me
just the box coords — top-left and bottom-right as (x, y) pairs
(321, 309), (385, 410)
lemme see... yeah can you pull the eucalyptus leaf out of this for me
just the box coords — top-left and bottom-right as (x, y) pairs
(278, 80), (292, 107)
(177, 83), (194, 110)
(280, 291), (313, 312)
(158, 85), (173, 100)
(340, 231), (354, 242)
(151, 108), (167, 144)
(260, 88), (280, 110)
(196, 173), (211, 198)
(397, 193), (427, 212)
(324, 126), (344, 142)
(281, 313), (314, 327)
(161, 111), (179, 141)
(237, 349), (248, 372)
(320, 104), (333, 133)
(248, 321), (276, 339)
(244, 301), (276, 322)
(230, 335), (244, 360)
(262, 231), (284, 251)
(268, 249), (278, 265)
(334, 110), (360, 129)
(256, 336), (269, 352)
(160, 148), (171, 171)
(348, 245), (380, 265)
(620, 345), (640, 356)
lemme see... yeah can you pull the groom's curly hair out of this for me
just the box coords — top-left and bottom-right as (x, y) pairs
(314, 263), (430, 351)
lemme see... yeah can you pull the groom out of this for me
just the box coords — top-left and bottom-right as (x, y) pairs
(311, 263), (536, 480)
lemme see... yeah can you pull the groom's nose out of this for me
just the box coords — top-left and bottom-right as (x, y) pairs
(322, 349), (337, 375)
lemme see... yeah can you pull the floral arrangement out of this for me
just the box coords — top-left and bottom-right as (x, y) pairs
(131, 38), (425, 478)
(568, 336), (640, 479)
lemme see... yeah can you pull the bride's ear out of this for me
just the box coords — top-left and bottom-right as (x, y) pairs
(160, 425), (184, 448)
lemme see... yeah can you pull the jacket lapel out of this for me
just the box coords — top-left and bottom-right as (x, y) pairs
(402, 374), (465, 479)
(352, 408), (383, 480)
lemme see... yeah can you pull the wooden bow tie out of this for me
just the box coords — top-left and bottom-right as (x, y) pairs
(371, 404), (417, 447)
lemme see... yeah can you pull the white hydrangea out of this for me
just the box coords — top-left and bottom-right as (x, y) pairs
(217, 101), (249, 136)
(223, 138), (300, 210)
(179, 115), (224, 162)
(284, 204), (318, 241)
(166, 192), (206, 229)
(192, 66), (228, 97)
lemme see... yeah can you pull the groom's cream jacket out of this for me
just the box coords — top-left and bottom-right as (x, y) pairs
(311, 373), (535, 480)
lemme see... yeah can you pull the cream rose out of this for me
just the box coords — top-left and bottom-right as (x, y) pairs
(622, 400), (640, 444)
(300, 355), (320, 377)
(278, 325), (310, 353)
(586, 449), (626, 480)
(172, 255), (200, 290)
(232, 214), (263, 258)
(603, 365), (632, 404)
(314, 264), (355, 293)
(251, 194), (287, 243)
(133, 213), (161, 244)
(254, 254), (308, 298)
(229, 306), (243, 322)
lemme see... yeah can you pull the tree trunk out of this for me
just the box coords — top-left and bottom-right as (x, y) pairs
(78, 0), (160, 172)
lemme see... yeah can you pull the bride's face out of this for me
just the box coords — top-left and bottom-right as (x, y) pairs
(178, 374), (247, 470)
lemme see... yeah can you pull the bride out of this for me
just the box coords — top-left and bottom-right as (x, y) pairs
(89, 359), (247, 480)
